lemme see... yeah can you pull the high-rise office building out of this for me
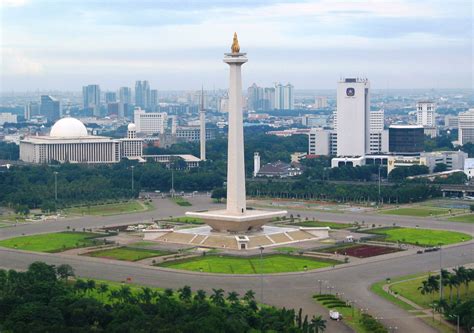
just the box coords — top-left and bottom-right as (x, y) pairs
(40, 95), (61, 122)
(416, 101), (436, 127)
(274, 83), (294, 110)
(82, 84), (101, 116)
(263, 87), (275, 110)
(388, 125), (424, 154)
(370, 109), (384, 132)
(336, 78), (370, 156)
(247, 83), (264, 111)
(24, 102), (40, 120)
(105, 92), (117, 104)
(150, 89), (159, 110)
(135, 80), (151, 109)
(119, 87), (132, 104)
(458, 109), (474, 145)
(133, 108), (167, 135)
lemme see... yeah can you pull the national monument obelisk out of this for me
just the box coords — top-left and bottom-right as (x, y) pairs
(186, 33), (286, 233)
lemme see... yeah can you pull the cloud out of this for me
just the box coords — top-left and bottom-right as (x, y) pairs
(1, 48), (43, 75)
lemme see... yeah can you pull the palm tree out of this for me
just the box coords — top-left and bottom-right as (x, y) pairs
(447, 273), (457, 303)
(74, 279), (87, 294)
(178, 285), (192, 303)
(210, 288), (225, 306)
(139, 287), (153, 304)
(163, 288), (174, 297)
(454, 266), (469, 294)
(310, 315), (326, 333)
(86, 279), (96, 295)
(194, 289), (207, 303)
(108, 289), (120, 303)
(243, 290), (255, 303)
(227, 291), (240, 305)
(118, 285), (132, 303)
(97, 283), (109, 301)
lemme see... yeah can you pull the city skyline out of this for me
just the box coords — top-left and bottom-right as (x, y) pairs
(1, 0), (472, 91)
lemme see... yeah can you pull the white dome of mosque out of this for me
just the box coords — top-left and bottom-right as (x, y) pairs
(50, 117), (88, 138)
(127, 123), (136, 131)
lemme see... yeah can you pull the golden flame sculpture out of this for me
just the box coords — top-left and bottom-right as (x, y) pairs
(231, 32), (240, 53)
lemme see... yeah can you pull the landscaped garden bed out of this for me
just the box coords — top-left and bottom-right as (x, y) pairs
(363, 227), (471, 246)
(85, 246), (172, 261)
(319, 243), (402, 258)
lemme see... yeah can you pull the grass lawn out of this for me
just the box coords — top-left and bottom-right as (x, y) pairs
(367, 227), (471, 246)
(170, 216), (203, 224)
(381, 207), (450, 217)
(86, 247), (171, 261)
(170, 197), (192, 206)
(65, 200), (150, 216)
(158, 254), (338, 274)
(0, 232), (105, 253)
(313, 294), (380, 333)
(292, 220), (352, 229)
(446, 214), (474, 223)
(389, 275), (474, 309)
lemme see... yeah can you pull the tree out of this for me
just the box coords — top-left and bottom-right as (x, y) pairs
(210, 288), (225, 306)
(310, 315), (326, 333)
(433, 163), (448, 173)
(243, 290), (255, 303)
(178, 285), (192, 303)
(227, 291), (240, 305)
(194, 289), (207, 303)
(97, 283), (109, 301)
(56, 264), (75, 280)
(211, 187), (227, 202)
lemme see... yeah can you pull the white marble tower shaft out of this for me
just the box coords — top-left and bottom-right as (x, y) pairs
(224, 53), (247, 215)
(200, 88), (206, 161)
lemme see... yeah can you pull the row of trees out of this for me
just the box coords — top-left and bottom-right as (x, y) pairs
(417, 266), (474, 331)
(246, 180), (441, 204)
(0, 262), (327, 333)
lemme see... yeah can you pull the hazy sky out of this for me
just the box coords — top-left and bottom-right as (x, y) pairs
(1, 0), (472, 91)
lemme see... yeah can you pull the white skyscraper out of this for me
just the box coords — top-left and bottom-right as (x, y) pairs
(458, 109), (474, 145)
(274, 83), (294, 110)
(416, 101), (436, 127)
(336, 78), (370, 156)
(199, 88), (206, 161)
(133, 108), (168, 135)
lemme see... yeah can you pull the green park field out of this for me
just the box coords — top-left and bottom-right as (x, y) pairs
(0, 232), (104, 252)
(158, 254), (338, 274)
(65, 200), (150, 216)
(368, 227), (471, 246)
(446, 214), (474, 223)
(293, 220), (352, 229)
(381, 207), (450, 217)
(86, 247), (171, 261)
(389, 275), (474, 309)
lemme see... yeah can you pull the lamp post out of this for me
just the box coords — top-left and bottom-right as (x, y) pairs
(378, 165), (382, 207)
(259, 246), (264, 303)
(317, 279), (323, 295)
(53, 171), (58, 201)
(131, 166), (135, 193)
(449, 314), (460, 333)
(439, 243), (443, 302)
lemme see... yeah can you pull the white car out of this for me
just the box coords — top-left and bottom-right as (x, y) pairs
(329, 310), (341, 320)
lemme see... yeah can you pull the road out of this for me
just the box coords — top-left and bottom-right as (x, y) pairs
(1, 197), (473, 332)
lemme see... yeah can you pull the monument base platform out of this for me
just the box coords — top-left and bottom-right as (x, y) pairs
(143, 225), (330, 250)
(185, 209), (287, 233)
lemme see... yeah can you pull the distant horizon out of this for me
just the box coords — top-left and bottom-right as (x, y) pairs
(1, 1), (472, 91)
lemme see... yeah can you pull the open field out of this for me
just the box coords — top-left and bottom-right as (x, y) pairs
(381, 207), (450, 217)
(158, 254), (338, 274)
(446, 214), (474, 223)
(291, 220), (353, 229)
(86, 246), (171, 261)
(0, 232), (105, 252)
(170, 197), (192, 207)
(65, 200), (151, 216)
(366, 227), (472, 246)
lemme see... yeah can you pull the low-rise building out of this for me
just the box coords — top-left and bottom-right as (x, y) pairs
(256, 161), (302, 178)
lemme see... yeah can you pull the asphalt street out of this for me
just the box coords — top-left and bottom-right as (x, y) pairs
(1, 197), (473, 332)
